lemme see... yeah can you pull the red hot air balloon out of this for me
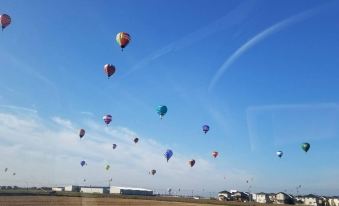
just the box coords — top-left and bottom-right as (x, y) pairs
(116, 32), (131, 51)
(212, 151), (218, 158)
(79, 129), (85, 139)
(188, 159), (195, 167)
(104, 64), (116, 79)
(0, 14), (11, 31)
(103, 115), (112, 125)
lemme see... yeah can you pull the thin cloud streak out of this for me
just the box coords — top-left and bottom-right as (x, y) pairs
(122, 1), (255, 78)
(208, 5), (327, 91)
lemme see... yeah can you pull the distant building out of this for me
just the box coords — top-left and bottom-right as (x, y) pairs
(328, 197), (339, 206)
(232, 191), (249, 202)
(80, 187), (109, 194)
(64, 185), (80, 192)
(275, 192), (294, 204)
(218, 191), (231, 201)
(269, 193), (277, 202)
(303, 194), (325, 206)
(52, 187), (64, 192)
(110, 186), (153, 196)
(256, 192), (270, 203)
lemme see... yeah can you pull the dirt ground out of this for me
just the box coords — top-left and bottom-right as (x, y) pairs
(0, 196), (224, 206)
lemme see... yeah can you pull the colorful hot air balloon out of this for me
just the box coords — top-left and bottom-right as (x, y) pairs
(164, 149), (173, 162)
(79, 129), (85, 139)
(276, 151), (283, 158)
(105, 164), (110, 171)
(116, 32), (131, 51)
(188, 159), (195, 167)
(80, 160), (86, 167)
(212, 151), (218, 158)
(112, 144), (117, 150)
(103, 115), (112, 125)
(301, 143), (310, 153)
(0, 14), (11, 31)
(157, 105), (168, 119)
(134, 137), (139, 144)
(150, 169), (156, 175)
(104, 64), (116, 79)
(202, 125), (210, 134)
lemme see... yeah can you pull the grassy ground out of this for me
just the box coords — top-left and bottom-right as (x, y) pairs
(0, 196), (226, 206)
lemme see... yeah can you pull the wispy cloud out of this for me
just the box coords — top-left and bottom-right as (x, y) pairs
(0, 105), (37, 113)
(122, 1), (255, 78)
(208, 5), (328, 91)
(0, 108), (237, 195)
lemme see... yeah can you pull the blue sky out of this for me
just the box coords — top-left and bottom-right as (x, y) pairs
(0, 0), (339, 196)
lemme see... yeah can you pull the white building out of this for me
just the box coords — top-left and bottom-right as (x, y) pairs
(80, 187), (109, 194)
(110, 186), (153, 196)
(275, 192), (294, 204)
(52, 187), (64, 192)
(328, 197), (339, 206)
(256, 193), (270, 203)
(218, 191), (231, 201)
(64, 185), (81, 192)
(304, 194), (324, 206)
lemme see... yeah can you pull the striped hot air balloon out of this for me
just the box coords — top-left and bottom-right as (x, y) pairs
(116, 32), (131, 51)
(103, 115), (112, 125)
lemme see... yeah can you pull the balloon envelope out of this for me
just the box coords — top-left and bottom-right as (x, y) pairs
(212, 151), (218, 158)
(157, 105), (168, 119)
(104, 64), (116, 78)
(105, 165), (110, 171)
(116, 32), (131, 50)
(0, 14), (11, 30)
(202, 125), (210, 134)
(103, 115), (112, 125)
(188, 159), (195, 167)
(164, 149), (173, 162)
(79, 129), (85, 138)
(150, 169), (156, 175)
(134, 138), (139, 143)
(112, 144), (117, 149)
(301, 143), (310, 152)
(80, 161), (86, 167)
(276, 151), (283, 158)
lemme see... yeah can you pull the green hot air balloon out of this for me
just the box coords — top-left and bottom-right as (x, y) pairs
(301, 143), (310, 153)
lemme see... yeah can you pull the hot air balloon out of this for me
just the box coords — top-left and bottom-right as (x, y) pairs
(103, 115), (112, 125)
(150, 169), (156, 175)
(133, 137), (139, 144)
(104, 64), (116, 79)
(112, 144), (117, 150)
(164, 149), (173, 162)
(116, 32), (131, 51)
(4, 168), (8, 172)
(79, 129), (85, 139)
(105, 164), (110, 171)
(276, 151), (283, 158)
(80, 160), (86, 167)
(157, 105), (167, 119)
(12, 172), (16, 176)
(0, 14), (11, 31)
(188, 159), (195, 167)
(301, 143), (310, 153)
(202, 125), (210, 134)
(83, 179), (86, 182)
(212, 151), (218, 158)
